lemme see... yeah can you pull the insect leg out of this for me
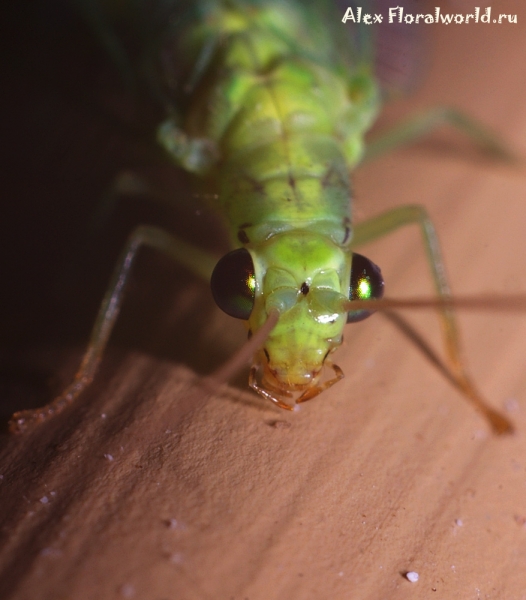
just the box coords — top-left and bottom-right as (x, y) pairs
(9, 226), (217, 434)
(248, 368), (295, 411)
(296, 363), (345, 404)
(352, 205), (512, 435)
(89, 170), (207, 232)
(363, 107), (514, 163)
(157, 120), (219, 175)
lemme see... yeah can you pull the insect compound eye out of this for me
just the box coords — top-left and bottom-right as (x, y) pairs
(347, 253), (384, 323)
(211, 248), (256, 320)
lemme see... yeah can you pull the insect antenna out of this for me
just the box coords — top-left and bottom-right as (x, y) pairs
(342, 294), (526, 313)
(343, 293), (526, 435)
(381, 311), (514, 435)
(206, 309), (280, 387)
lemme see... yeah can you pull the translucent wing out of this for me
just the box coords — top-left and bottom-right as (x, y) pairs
(75, 0), (428, 101)
(335, 0), (427, 95)
(72, 0), (199, 115)
(372, 0), (427, 95)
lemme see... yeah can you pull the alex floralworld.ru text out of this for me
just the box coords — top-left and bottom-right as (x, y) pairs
(342, 6), (517, 25)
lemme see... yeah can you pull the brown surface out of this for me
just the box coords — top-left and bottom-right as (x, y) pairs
(2, 2), (526, 599)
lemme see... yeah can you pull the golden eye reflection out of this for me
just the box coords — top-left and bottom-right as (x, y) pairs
(247, 274), (256, 293)
(357, 278), (372, 299)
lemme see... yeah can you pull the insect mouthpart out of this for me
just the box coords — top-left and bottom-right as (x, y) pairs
(248, 348), (344, 411)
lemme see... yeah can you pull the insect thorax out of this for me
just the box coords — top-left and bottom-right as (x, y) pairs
(178, 1), (380, 247)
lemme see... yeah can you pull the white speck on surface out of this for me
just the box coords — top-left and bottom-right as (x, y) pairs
(406, 571), (419, 583)
(504, 397), (519, 413)
(0, 474), (4, 480)
(455, 518), (463, 527)
(104, 454), (114, 462)
(169, 553), (183, 564)
(166, 518), (186, 531)
(101, 413), (107, 419)
(40, 547), (62, 558)
(39, 496), (49, 504)
(338, 571), (344, 577)
(119, 583), (135, 598)
(50, 491), (56, 497)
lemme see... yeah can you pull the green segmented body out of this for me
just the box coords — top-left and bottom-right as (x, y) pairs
(162, 1), (379, 240)
(157, 0), (381, 401)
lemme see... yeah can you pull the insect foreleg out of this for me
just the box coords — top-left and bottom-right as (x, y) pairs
(363, 107), (515, 163)
(352, 205), (512, 435)
(296, 362), (345, 404)
(9, 226), (217, 434)
(157, 120), (219, 175)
